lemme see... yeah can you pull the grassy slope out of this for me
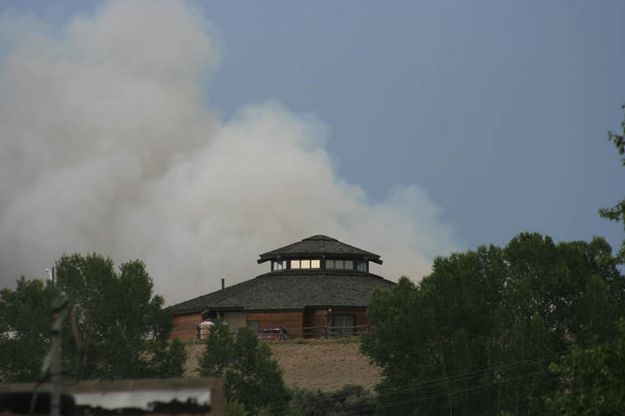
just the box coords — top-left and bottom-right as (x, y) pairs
(185, 338), (381, 391)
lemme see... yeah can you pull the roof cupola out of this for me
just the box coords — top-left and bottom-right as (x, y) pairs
(258, 235), (382, 272)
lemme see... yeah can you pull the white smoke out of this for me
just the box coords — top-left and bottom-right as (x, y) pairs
(0, 0), (459, 303)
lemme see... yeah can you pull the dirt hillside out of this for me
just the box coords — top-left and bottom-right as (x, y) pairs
(185, 338), (381, 391)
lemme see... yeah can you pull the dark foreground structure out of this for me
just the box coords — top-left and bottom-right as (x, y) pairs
(169, 235), (395, 339)
(0, 378), (224, 415)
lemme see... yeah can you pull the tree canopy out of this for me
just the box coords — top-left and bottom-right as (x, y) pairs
(198, 319), (290, 414)
(546, 320), (625, 415)
(0, 277), (56, 382)
(543, 105), (625, 414)
(0, 253), (186, 382)
(362, 233), (625, 415)
(599, 105), (625, 261)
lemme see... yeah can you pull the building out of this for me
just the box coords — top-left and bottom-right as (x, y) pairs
(169, 235), (395, 339)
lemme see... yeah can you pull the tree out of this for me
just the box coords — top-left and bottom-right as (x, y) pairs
(361, 233), (625, 415)
(0, 253), (186, 382)
(0, 278), (56, 382)
(198, 320), (290, 413)
(599, 104), (625, 261)
(546, 321), (625, 415)
(288, 385), (376, 416)
(543, 105), (625, 414)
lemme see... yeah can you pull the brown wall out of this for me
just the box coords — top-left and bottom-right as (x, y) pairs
(247, 311), (304, 337)
(170, 312), (202, 341)
(306, 309), (328, 337)
(171, 308), (370, 341)
(330, 308), (368, 327)
(223, 311), (248, 329)
(304, 307), (368, 337)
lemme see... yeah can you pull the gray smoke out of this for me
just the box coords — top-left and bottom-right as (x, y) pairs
(0, 0), (459, 303)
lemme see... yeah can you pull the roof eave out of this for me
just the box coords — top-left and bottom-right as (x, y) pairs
(258, 254), (383, 264)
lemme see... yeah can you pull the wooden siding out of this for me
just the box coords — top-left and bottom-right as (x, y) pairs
(306, 309), (328, 337)
(170, 308), (369, 341)
(246, 311), (304, 337)
(305, 307), (368, 337)
(223, 311), (247, 329)
(170, 312), (202, 340)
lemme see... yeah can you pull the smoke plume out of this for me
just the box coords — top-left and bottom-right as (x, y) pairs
(0, 0), (459, 303)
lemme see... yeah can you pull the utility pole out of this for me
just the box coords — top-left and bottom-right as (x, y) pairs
(50, 297), (68, 416)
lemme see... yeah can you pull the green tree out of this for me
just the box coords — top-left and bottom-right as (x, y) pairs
(543, 105), (625, 414)
(546, 321), (625, 415)
(288, 385), (376, 416)
(362, 233), (624, 415)
(198, 320), (290, 413)
(0, 278), (56, 382)
(0, 253), (186, 382)
(599, 105), (625, 261)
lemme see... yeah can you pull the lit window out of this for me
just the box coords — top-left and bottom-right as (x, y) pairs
(311, 259), (320, 268)
(301, 260), (311, 269)
(290, 260), (300, 269)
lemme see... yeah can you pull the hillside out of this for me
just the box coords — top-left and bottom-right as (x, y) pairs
(185, 338), (382, 391)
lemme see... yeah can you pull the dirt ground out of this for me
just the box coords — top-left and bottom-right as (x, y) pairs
(185, 338), (381, 391)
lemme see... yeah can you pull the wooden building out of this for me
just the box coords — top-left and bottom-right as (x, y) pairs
(169, 235), (395, 339)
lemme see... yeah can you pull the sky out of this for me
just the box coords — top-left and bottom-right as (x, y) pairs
(0, 1), (623, 303)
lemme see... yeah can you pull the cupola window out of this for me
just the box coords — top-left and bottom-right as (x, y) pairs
(272, 260), (286, 271)
(289, 259), (320, 269)
(326, 259), (355, 270)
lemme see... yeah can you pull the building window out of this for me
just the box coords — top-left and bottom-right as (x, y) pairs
(272, 260), (286, 271)
(248, 320), (260, 331)
(357, 261), (368, 272)
(325, 259), (356, 270)
(290, 259), (320, 269)
(332, 314), (355, 336)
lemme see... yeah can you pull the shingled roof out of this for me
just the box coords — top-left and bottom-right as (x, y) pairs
(258, 235), (382, 264)
(169, 269), (394, 315)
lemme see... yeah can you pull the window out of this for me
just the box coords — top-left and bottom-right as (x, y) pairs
(290, 259), (320, 269)
(272, 260), (286, 271)
(247, 320), (260, 331)
(357, 261), (368, 272)
(325, 259), (355, 269)
(332, 314), (355, 336)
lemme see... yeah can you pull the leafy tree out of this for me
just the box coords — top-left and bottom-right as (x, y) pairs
(543, 105), (625, 414)
(0, 253), (186, 382)
(599, 104), (625, 261)
(56, 253), (186, 379)
(288, 385), (376, 416)
(0, 278), (56, 382)
(198, 320), (290, 413)
(362, 233), (624, 415)
(546, 321), (625, 415)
